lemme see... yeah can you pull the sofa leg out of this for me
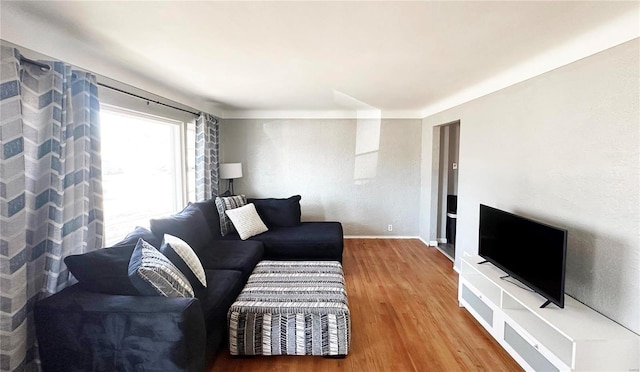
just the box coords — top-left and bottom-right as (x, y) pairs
(324, 354), (347, 359)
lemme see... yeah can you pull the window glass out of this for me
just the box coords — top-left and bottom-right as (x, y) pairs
(101, 107), (184, 245)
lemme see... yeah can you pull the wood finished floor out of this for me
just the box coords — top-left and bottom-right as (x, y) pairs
(209, 239), (521, 372)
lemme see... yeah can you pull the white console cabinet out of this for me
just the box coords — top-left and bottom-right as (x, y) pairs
(458, 253), (639, 371)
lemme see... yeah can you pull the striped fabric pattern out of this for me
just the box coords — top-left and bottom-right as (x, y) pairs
(195, 113), (219, 201)
(215, 195), (247, 236)
(128, 239), (195, 298)
(228, 261), (350, 356)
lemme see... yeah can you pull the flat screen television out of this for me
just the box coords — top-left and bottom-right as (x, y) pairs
(478, 204), (568, 308)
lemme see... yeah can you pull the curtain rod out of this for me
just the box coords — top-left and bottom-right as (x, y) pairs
(20, 56), (50, 71)
(19, 56), (201, 117)
(97, 83), (200, 117)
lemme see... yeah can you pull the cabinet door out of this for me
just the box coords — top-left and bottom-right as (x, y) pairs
(460, 284), (494, 327)
(503, 323), (559, 372)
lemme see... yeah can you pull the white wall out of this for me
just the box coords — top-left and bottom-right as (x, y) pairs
(220, 118), (422, 236)
(420, 39), (639, 334)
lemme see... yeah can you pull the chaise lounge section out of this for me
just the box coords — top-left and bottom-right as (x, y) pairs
(194, 195), (344, 262)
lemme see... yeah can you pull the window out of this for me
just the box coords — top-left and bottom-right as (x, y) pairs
(100, 107), (194, 245)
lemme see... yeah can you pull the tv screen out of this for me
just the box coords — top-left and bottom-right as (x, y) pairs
(478, 204), (567, 308)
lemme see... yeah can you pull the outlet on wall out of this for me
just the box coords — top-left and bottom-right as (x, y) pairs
(387, 224), (393, 232)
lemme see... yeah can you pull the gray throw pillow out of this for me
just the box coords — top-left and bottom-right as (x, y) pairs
(215, 195), (247, 236)
(128, 238), (194, 298)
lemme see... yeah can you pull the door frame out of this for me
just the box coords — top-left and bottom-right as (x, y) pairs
(430, 120), (460, 260)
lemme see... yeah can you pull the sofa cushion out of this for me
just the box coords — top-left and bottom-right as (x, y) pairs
(247, 195), (302, 228)
(191, 199), (221, 237)
(150, 204), (212, 253)
(197, 271), (243, 314)
(247, 222), (344, 262)
(65, 245), (140, 296)
(215, 195), (247, 236)
(160, 234), (207, 289)
(225, 203), (268, 240)
(197, 240), (264, 282)
(112, 226), (162, 249)
(195, 270), (244, 332)
(128, 239), (195, 298)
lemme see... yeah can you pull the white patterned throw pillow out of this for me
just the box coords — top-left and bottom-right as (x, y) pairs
(161, 234), (207, 288)
(215, 195), (247, 236)
(225, 203), (268, 240)
(128, 238), (195, 298)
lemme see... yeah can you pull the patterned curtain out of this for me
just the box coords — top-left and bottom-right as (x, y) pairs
(0, 46), (104, 371)
(195, 113), (220, 200)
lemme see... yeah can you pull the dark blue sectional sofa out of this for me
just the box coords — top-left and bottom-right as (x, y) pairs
(34, 196), (343, 372)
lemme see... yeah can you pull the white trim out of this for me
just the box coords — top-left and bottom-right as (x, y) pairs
(179, 121), (189, 208)
(418, 237), (431, 246)
(101, 104), (184, 126)
(222, 109), (422, 120)
(420, 12), (640, 118)
(344, 235), (420, 239)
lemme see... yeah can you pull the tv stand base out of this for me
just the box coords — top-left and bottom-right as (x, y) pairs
(458, 253), (639, 371)
(539, 300), (552, 309)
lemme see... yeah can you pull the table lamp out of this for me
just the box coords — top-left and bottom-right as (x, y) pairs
(219, 163), (243, 195)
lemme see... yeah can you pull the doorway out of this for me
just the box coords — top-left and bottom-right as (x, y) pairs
(430, 121), (460, 261)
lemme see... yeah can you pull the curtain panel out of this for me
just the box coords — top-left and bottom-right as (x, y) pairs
(0, 46), (104, 371)
(195, 113), (220, 200)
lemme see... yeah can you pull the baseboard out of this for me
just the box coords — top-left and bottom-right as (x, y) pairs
(344, 236), (442, 252)
(418, 237), (439, 247)
(344, 235), (421, 239)
(345, 236), (456, 264)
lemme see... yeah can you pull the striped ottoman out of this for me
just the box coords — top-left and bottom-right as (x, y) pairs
(228, 260), (350, 357)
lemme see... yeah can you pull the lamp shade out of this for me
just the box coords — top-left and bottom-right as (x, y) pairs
(220, 163), (243, 179)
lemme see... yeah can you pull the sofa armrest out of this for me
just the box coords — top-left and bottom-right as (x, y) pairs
(34, 284), (206, 372)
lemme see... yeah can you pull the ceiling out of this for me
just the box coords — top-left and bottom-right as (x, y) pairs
(1, 1), (638, 118)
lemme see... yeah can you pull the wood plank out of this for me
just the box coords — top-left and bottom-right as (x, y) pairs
(209, 238), (522, 371)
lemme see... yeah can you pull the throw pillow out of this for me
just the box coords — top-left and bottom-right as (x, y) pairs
(225, 203), (268, 240)
(215, 195), (247, 236)
(65, 245), (140, 296)
(160, 234), (207, 288)
(150, 203), (212, 253)
(247, 195), (302, 228)
(128, 238), (195, 298)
